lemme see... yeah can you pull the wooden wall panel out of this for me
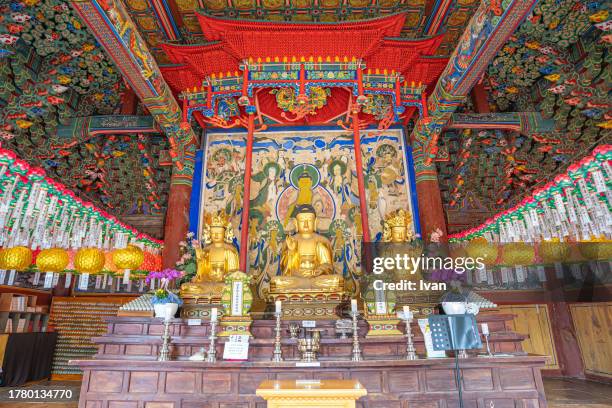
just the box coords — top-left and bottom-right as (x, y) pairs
(569, 302), (612, 378)
(497, 304), (559, 369)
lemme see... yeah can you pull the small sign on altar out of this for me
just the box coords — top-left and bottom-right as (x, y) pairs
(187, 319), (202, 326)
(374, 288), (388, 315)
(223, 334), (249, 361)
(302, 320), (316, 328)
(231, 281), (243, 316)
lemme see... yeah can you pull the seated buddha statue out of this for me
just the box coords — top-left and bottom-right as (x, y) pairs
(271, 205), (343, 292)
(180, 211), (239, 298)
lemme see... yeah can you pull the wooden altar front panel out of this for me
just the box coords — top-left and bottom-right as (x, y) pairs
(74, 316), (547, 407)
(75, 356), (547, 408)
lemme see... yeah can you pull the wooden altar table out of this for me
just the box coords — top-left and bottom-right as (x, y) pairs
(71, 315), (549, 408)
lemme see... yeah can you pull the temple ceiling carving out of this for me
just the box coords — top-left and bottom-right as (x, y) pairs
(0, 0), (609, 232)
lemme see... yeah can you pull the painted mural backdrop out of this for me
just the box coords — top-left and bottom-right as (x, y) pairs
(200, 128), (417, 296)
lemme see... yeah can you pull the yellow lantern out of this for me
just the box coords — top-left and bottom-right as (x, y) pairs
(112, 245), (144, 270)
(36, 248), (69, 272)
(449, 243), (467, 260)
(0, 246), (33, 271)
(579, 236), (612, 261)
(502, 242), (535, 266)
(539, 238), (570, 264)
(74, 248), (105, 274)
(465, 237), (499, 266)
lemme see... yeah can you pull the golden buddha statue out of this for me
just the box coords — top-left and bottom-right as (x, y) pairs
(180, 211), (239, 298)
(271, 205), (343, 292)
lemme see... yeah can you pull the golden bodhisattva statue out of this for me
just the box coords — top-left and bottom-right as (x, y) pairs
(269, 205), (347, 319)
(180, 211), (239, 318)
(382, 209), (436, 317)
(383, 209), (415, 243)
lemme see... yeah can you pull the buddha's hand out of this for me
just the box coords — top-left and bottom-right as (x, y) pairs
(314, 263), (334, 276)
(286, 236), (297, 251)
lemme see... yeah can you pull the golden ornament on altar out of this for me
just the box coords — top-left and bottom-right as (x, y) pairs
(112, 245), (144, 270)
(579, 236), (612, 261)
(502, 242), (535, 266)
(75, 248), (105, 274)
(0, 246), (33, 271)
(539, 238), (570, 264)
(466, 237), (499, 266)
(180, 210), (240, 298)
(271, 204), (343, 292)
(36, 248), (69, 272)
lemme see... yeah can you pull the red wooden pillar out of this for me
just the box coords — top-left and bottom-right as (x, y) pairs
(162, 181), (192, 268)
(415, 175), (448, 242)
(239, 113), (255, 271)
(545, 266), (585, 377)
(351, 110), (371, 243)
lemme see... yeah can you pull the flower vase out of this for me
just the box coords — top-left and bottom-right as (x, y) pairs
(154, 303), (179, 319)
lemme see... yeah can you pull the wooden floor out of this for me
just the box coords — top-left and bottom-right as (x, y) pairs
(0, 378), (610, 407)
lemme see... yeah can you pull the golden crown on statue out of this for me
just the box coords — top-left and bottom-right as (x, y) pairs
(383, 209), (415, 242)
(384, 209), (412, 228)
(202, 210), (235, 243)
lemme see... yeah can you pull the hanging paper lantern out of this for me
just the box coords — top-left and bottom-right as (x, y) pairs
(154, 254), (163, 271)
(112, 245), (144, 270)
(66, 250), (76, 271)
(31, 249), (41, 265)
(0, 246), (33, 271)
(103, 251), (118, 273)
(36, 248), (69, 272)
(140, 251), (157, 272)
(449, 243), (467, 260)
(539, 238), (570, 264)
(465, 237), (498, 266)
(502, 243), (535, 266)
(579, 236), (612, 261)
(74, 248), (105, 274)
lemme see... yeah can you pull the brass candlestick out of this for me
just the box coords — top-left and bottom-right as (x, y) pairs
(351, 311), (363, 362)
(404, 315), (418, 360)
(271, 311), (283, 362)
(158, 318), (172, 361)
(288, 323), (300, 340)
(206, 319), (218, 363)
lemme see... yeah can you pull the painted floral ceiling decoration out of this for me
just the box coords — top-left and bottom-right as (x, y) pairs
(0, 0), (171, 227)
(438, 0), (610, 231)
